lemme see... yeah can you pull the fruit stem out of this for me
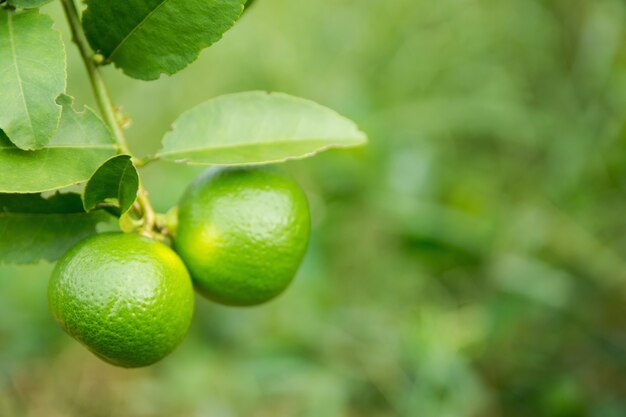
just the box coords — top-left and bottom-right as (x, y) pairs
(60, 0), (158, 233)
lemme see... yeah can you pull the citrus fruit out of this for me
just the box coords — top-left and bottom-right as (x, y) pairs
(48, 232), (194, 368)
(175, 167), (310, 306)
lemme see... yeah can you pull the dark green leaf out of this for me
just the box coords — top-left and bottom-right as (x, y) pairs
(157, 92), (368, 165)
(82, 155), (139, 216)
(0, 9), (66, 150)
(82, 0), (245, 80)
(0, 192), (111, 264)
(0, 96), (117, 193)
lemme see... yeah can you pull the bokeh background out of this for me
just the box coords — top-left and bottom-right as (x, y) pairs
(2, 0), (626, 415)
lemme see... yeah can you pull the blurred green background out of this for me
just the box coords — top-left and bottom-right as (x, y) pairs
(2, 0), (626, 415)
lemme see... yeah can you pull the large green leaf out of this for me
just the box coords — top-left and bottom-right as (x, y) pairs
(82, 0), (245, 80)
(83, 155), (139, 216)
(7, 0), (55, 8)
(0, 192), (110, 264)
(0, 96), (117, 193)
(0, 9), (66, 150)
(157, 92), (368, 165)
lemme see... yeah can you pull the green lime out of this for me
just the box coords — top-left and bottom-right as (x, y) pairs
(175, 167), (311, 306)
(48, 232), (194, 368)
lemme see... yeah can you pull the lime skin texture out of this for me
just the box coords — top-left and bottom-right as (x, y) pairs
(48, 233), (195, 368)
(175, 167), (311, 306)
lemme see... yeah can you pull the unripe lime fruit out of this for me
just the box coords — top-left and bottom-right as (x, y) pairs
(48, 233), (194, 368)
(175, 167), (310, 306)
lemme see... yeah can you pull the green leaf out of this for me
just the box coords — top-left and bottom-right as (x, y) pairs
(83, 155), (139, 216)
(82, 0), (245, 80)
(7, 0), (55, 8)
(0, 192), (110, 264)
(156, 92), (368, 165)
(0, 9), (66, 150)
(0, 96), (117, 193)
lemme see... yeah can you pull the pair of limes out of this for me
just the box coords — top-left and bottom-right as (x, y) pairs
(48, 168), (311, 368)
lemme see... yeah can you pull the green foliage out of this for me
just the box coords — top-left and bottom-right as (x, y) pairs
(11, 0), (626, 414)
(0, 0), (612, 414)
(0, 96), (116, 193)
(158, 92), (367, 165)
(82, 0), (245, 80)
(0, 0), (365, 276)
(0, 192), (110, 264)
(7, 0), (55, 8)
(82, 155), (138, 215)
(0, 8), (65, 150)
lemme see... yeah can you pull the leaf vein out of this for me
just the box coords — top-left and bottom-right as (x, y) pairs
(108, 0), (170, 61)
(7, 12), (36, 145)
(159, 137), (363, 156)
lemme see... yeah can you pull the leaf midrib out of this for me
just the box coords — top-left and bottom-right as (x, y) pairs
(0, 211), (91, 217)
(0, 144), (115, 150)
(7, 12), (35, 145)
(107, 0), (170, 60)
(158, 136), (365, 157)
(116, 160), (132, 210)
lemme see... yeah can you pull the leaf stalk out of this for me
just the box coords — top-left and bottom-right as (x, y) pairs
(60, 0), (157, 233)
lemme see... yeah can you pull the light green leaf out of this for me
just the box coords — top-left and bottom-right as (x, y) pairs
(0, 9), (66, 150)
(157, 92), (368, 165)
(7, 0), (55, 8)
(83, 155), (139, 216)
(82, 0), (245, 80)
(0, 96), (117, 193)
(0, 192), (111, 264)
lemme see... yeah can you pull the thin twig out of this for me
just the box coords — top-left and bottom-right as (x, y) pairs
(60, 0), (157, 233)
